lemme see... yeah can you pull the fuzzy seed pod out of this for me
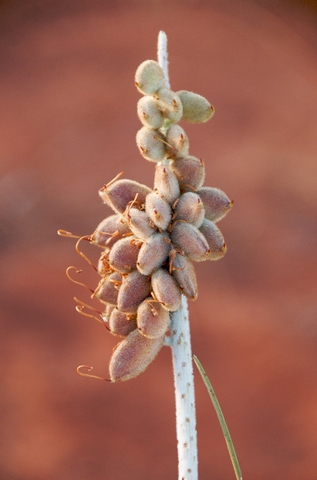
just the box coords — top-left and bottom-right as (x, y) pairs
(199, 219), (227, 261)
(109, 308), (137, 337)
(102, 303), (115, 322)
(117, 270), (151, 313)
(197, 187), (233, 222)
(109, 329), (164, 382)
(174, 192), (205, 228)
(108, 236), (141, 274)
(137, 96), (165, 129)
(151, 268), (182, 312)
(171, 222), (210, 262)
(99, 179), (152, 214)
(170, 155), (205, 191)
(97, 251), (111, 277)
(177, 90), (214, 123)
(145, 191), (172, 230)
(135, 60), (166, 95)
(171, 253), (198, 300)
(94, 271), (122, 305)
(136, 126), (167, 162)
(137, 298), (170, 338)
(125, 207), (156, 240)
(137, 232), (171, 275)
(155, 87), (183, 123)
(91, 214), (130, 248)
(166, 124), (190, 158)
(154, 164), (180, 204)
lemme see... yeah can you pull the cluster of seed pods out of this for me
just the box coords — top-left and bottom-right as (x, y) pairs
(85, 59), (232, 382)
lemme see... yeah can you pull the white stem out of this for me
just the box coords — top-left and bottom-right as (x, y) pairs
(157, 31), (198, 480)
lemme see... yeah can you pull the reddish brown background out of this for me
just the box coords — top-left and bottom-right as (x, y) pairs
(1, 0), (317, 479)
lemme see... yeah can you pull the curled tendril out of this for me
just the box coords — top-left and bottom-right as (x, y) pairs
(66, 266), (94, 294)
(77, 365), (110, 381)
(57, 229), (81, 239)
(75, 304), (108, 328)
(75, 236), (97, 271)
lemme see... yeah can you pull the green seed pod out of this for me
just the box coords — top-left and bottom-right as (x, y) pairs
(137, 298), (170, 339)
(137, 232), (171, 275)
(171, 222), (210, 262)
(199, 219), (227, 261)
(91, 214), (130, 248)
(125, 207), (156, 240)
(151, 268), (182, 312)
(109, 329), (164, 382)
(166, 124), (190, 158)
(154, 164), (180, 205)
(108, 236), (141, 274)
(145, 191), (172, 230)
(176, 90), (214, 123)
(174, 192), (205, 228)
(197, 187), (233, 222)
(137, 96), (165, 129)
(135, 60), (166, 95)
(94, 271), (122, 305)
(155, 87), (183, 123)
(171, 253), (198, 301)
(136, 126), (167, 162)
(99, 179), (152, 214)
(170, 155), (205, 191)
(109, 308), (137, 337)
(117, 270), (151, 313)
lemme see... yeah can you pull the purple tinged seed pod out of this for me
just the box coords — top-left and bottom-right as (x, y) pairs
(145, 191), (172, 230)
(117, 270), (151, 313)
(170, 155), (205, 191)
(176, 90), (215, 123)
(125, 207), (156, 240)
(154, 87), (183, 123)
(171, 253), (198, 301)
(154, 164), (180, 205)
(109, 329), (164, 382)
(199, 219), (227, 261)
(99, 179), (152, 214)
(94, 271), (122, 305)
(135, 60), (166, 95)
(137, 298), (170, 339)
(137, 96), (165, 129)
(151, 268), (182, 312)
(91, 214), (130, 248)
(137, 232), (171, 275)
(109, 308), (137, 337)
(166, 124), (190, 158)
(102, 303), (115, 323)
(174, 192), (205, 228)
(108, 236), (141, 274)
(197, 187), (233, 223)
(136, 126), (167, 162)
(171, 221), (210, 262)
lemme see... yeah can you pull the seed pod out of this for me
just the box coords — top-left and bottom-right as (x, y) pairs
(171, 221), (210, 262)
(108, 236), (141, 274)
(137, 298), (170, 338)
(125, 207), (156, 240)
(137, 232), (171, 275)
(109, 308), (137, 337)
(102, 303), (115, 323)
(94, 271), (122, 305)
(99, 179), (152, 214)
(137, 96), (165, 129)
(154, 164), (180, 204)
(117, 270), (151, 313)
(199, 219), (227, 261)
(145, 191), (172, 230)
(176, 90), (214, 123)
(151, 268), (182, 312)
(174, 192), (205, 228)
(171, 253), (198, 300)
(91, 214), (130, 248)
(109, 329), (164, 382)
(197, 187), (233, 222)
(170, 155), (205, 191)
(136, 126), (167, 162)
(155, 87), (183, 123)
(135, 60), (166, 95)
(166, 124), (190, 158)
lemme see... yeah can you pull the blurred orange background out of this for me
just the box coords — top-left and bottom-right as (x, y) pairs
(1, 0), (317, 479)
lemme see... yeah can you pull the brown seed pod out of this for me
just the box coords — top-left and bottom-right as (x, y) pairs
(97, 251), (111, 277)
(154, 87), (183, 123)
(176, 90), (214, 123)
(171, 253), (198, 301)
(151, 268), (182, 312)
(109, 329), (164, 382)
(166, 124), (190, 158)
(137, 232), (171, 276)
(135, 60), (166, 95)
(170, 155), (205, 191)
(137, 96), (165, 129)
(94, 271), (122, 305)
(125, 207), (156, 240)
(109, 308), (137, 337)
(174, 192), (205, 228)
(91, 214), (130, 248)
(197, 187), (233, 222)
(145, 191), (172, 230)
(171, 221), (210, 262)
(108, 236), (141, 274)
(99, 179), (152, 214)
(117, 270), (151, 313)
(199, 219), (227, 261)
(136, 126), (167, 162)
(154, 164), (180, 205)
(137, 298), (170, 339)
